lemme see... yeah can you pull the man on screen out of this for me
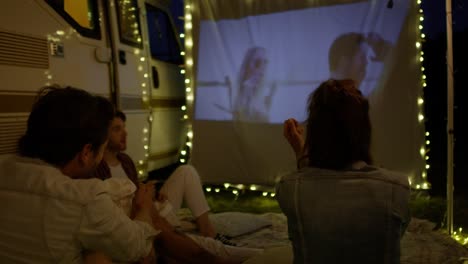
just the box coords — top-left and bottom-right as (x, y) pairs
(329, 32), (392, 96)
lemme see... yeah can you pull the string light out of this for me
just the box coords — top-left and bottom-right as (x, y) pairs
(177, 0), (195, 166)
(418, 114), (424, 122)
(416, 1), (430, 192)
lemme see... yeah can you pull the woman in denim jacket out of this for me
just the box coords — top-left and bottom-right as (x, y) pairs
(277, 79), (410, 264)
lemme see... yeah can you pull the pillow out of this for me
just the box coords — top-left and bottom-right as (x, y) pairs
(209, 212), (272, 238)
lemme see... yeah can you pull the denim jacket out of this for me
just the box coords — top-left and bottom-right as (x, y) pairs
(276, 165), (410, 264)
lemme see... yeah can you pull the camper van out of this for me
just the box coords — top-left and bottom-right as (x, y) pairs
(0, 0), (188, 177)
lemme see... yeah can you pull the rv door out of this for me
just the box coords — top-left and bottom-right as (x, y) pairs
(140, 0), (187, 171)
(104, 0), (152, 177)
(106, 0), (187, 173)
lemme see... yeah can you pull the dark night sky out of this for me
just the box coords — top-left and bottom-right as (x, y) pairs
(422, 0), (468, 37)
(171, 0), (468, 37)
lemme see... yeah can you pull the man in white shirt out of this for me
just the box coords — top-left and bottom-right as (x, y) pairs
(0, 86), (231, 264)
(95, 111), (219, 239)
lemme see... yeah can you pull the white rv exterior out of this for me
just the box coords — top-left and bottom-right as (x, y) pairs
(0, 0), (188, 177)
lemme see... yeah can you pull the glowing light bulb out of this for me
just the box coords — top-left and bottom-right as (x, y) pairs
(418, 114), (424, 122)
(420, 147), (425, 156)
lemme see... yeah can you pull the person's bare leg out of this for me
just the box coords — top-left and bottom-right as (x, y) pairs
(196, 211), (216, 238)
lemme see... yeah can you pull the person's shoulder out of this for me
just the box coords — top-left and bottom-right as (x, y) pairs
(0, 155), (109, 205)
(370, 167), (409, 189)
(117, 152), (137, 167)
(117, 152), (133, 162)
(63, 178), (110, 204)
(277, 167), (319, 183)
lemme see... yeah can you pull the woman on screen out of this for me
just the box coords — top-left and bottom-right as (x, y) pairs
(233, 46), (275, 122)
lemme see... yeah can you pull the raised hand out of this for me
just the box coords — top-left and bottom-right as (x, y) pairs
(366, 32), (391, 61)
(283, 118), (305, 158)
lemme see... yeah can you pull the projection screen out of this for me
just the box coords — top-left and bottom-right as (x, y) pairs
(190, 0), (426, 186)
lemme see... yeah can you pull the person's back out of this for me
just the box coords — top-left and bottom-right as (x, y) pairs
(0, 155), (106, 263)
(280, 79), (410, 263)
(277, 165), (410, 264)
(0, 86), (158, 263)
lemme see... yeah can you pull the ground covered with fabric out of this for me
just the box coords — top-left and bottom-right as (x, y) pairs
(178, 209), (468, 263)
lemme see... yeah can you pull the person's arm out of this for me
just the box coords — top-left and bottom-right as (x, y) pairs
(283, 118), (307, 168)
(78, 187), (159, 262)
(366, 32), (393, 62)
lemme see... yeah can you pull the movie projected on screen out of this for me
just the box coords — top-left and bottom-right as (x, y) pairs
(194, 1), (409, 124)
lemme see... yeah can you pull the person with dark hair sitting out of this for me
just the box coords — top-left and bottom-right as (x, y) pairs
(0, 86), (233, 264)
(94, 110), (218, 239)
(92, 111), (262, 263)
(277, 79), (410, 264)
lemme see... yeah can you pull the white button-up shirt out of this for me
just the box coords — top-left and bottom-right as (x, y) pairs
(0, 155), (159, 263)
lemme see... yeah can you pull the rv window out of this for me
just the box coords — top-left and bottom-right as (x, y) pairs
(46, 0), (100, 39)
(115, 0), (143, 47)
(145, 4), (183, 64)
